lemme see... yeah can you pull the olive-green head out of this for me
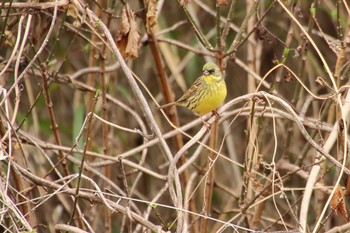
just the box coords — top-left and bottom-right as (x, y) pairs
(202, 62), (221, 77)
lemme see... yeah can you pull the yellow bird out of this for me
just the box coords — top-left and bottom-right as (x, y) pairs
(156, 62), (227, 122)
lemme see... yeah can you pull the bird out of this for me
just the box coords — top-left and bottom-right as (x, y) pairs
(156, 62), (227, 125)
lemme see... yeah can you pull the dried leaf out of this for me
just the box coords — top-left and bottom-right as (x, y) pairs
(116, 4), (141, 60)
(119, 8), (130, 35)
(4, 30), (14, 46)
(73, 19), (82, 28)
(67, 3), (79, 19)
(331, 185), (348, 222)
(125, 18), (141, 59)
(146, 0), (157, 33)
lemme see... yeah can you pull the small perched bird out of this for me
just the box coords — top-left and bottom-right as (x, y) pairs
(156, 62), (227, 124)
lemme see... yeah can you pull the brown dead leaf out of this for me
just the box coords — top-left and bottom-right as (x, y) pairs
(67, 3), (79, 19)
(4, 30), (14, 46)
(119, 7), (130, 35)
(116, 4), (141, 60)
(331, 185), (348, 222)
(73, 19), (82, 28)
(146, 0), (157, 33)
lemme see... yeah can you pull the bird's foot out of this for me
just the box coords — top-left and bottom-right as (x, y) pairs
(212, 110), (221, 122)
(200, 117), (211, 131)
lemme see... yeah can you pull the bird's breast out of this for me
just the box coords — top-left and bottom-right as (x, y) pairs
(192, 80), (227, 115)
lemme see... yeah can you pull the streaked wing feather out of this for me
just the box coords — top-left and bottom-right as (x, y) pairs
(176, 76), (204, 106)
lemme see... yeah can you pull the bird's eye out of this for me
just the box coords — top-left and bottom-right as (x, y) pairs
(209, 68), (215, 74)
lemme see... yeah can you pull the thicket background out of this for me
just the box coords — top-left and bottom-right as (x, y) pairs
(1, 0), (350, 232)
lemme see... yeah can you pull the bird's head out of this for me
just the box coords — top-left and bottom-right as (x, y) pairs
(202, 62), (221, 77)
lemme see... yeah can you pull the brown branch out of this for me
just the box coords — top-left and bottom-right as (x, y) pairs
(69, 92), (98, 225)
(200, 120), (219, 233)
(2, 0), (69, 9)
(11, 161), (166, 232)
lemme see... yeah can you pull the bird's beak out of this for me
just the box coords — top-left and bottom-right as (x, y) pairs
(203, 70), (209, 75)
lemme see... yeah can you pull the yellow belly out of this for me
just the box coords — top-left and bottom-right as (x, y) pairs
(191, 81), (227, 115)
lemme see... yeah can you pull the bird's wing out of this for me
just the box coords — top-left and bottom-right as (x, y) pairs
(176, 76), (206, 105)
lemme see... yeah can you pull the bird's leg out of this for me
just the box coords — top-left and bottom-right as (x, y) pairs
(200, 116), (211, 130)
(212, 110), (221, 122)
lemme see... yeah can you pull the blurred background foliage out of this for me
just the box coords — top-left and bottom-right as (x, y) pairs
(1, 0), (350, 232)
